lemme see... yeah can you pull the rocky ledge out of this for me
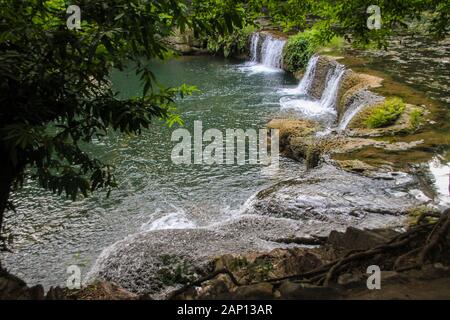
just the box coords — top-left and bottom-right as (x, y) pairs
(171, 216), (450, 300)
(2, 214), (449, 300)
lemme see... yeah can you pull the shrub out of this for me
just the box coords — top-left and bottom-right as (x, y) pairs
(283, 30), (319, 73)
(324, 36), (345, 51)
(363, 97), (406, 128)
(283, 28), (345, 73)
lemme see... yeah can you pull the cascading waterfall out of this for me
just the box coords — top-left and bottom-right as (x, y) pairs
(320, 64), (346, 111)
(280, 57), (345, 125)
(296, 55), (319, 94)
(260, 37), (286, 69)
(248, 32), (286, 69)
(338, 104), (364, 130)
(338, 92), (385, 130)
(250, 33), (260, 62)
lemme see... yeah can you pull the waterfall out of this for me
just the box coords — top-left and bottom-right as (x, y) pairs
(260, 36), (286, 69)
(250, 33), (260, 62)
(320, 63), (346, 110)
(297, 55), (319, 94)
(280, 56), (346, 127)
(281, 55), (383, 132)
(338, 92), (385, 130)
(248, 32), (286, 69)
(338, 104), (364, 130)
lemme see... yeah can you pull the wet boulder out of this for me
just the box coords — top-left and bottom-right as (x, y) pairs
(245, 164), (427, 235)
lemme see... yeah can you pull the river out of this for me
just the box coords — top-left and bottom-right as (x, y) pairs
(2, 56), (303, 289)
(2, 34), (449, 291)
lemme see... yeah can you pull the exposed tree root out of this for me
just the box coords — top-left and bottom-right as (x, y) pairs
(169, 209), (450, 299)
(168, 268), (242, 300)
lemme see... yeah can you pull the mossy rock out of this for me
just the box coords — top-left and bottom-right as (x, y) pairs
(337, 72), (384, 121)
(360, 97), (406, 128)
(348, 101), (426, 137)
(267, 118), (322, 163)
(267, 119), (319, 147)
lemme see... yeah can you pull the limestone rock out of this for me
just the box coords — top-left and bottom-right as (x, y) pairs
(327, 227), (399, 252)
(246, 164), (423, 231)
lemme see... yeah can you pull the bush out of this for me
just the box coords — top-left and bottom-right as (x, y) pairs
(283, 28), (345, 73)
(364, 97), (406, 128)
(282, 30), (318, 73)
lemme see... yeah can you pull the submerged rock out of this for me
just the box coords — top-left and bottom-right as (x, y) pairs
(85, 215), (309, 296)
(245, 164), (426, 228)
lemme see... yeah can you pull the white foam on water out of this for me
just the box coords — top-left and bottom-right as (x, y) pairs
(428, 157), (450, 206)
(280, 96), (325, 117)
(140, 207), (196, 232)
(238, 62), (284, 74)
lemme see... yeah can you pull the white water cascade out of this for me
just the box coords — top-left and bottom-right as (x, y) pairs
(248, 33), (286, 70)
(250, 33), (260, 63)
(280, 56), (345, 125)
(296, 55), (319, 94)
(260, 37), (286, 69)
(338, 104), (365, 130)
(320, 64), (346, 110)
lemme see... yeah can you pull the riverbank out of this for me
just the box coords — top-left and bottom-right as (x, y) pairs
(2, 209), (449, 300)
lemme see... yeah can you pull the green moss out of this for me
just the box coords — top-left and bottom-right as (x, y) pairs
(409, 107), (424, 130)
(157, 255), (197, 286)
(363, 97), (406, 128)
(229, 257), (249, 271)
(407, 206), (440, 226)
(228, 256), (274, 282)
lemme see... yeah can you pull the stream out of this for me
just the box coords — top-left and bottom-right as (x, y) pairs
(2, 33), (449, 292)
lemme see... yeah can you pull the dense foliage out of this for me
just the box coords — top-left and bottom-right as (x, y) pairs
(205, 24), (256, 58)
(282, 31), (318, 73)
(0, 0), (249, 234)
(253, 0), (449, 47)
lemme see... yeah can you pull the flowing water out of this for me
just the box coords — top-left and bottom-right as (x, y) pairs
(2, 56), (300, 288)
(279, 56), (344, 126)
(2, 33), (449, 291)
(241, 33), (286, 73)
(296, 55), (319, 94)
(260, 36), (286, 69)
